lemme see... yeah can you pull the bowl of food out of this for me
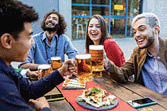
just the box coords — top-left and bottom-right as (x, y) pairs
(76, 87), (118, 110)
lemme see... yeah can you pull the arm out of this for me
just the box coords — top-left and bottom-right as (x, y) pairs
(0, 73), (33, 110)
(0, 59), (75, 110)
(105, 47), (136, 83)
(0, 76), (51, 111)
(19, 63), (39, 71)
(20, 70), (64, 101)
(20, 59), (75, 101)
(104, 39), (125, 67)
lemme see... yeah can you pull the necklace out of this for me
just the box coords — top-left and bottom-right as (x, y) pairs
(44, 36), (58, 64)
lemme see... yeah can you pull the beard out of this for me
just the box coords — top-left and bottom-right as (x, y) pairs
(139, 31), (155, 49)
(44, 24), (60, 32)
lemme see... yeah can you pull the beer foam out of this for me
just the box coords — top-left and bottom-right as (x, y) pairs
(89, 45), (104, 50)
(51, 56), (61, 60)
(38, 64), (51, 69)
(76, 54), (91, 59)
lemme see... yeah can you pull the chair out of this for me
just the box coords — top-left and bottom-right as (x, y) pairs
(75, 19), (84, 39)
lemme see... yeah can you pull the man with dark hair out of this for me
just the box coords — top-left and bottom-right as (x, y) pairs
(19, 10), (78, 71)
(105, 13), (167, 96)
(0, 0), (76, 110)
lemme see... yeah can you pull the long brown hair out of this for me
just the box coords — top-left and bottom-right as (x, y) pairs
(85, 15), (109, 53)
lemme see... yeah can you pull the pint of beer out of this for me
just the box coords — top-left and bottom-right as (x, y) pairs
(51, 57), (62, 70)
(89, 45), (104, 72)
(38, 64), (51, 80)
(76, 54), (92, 81)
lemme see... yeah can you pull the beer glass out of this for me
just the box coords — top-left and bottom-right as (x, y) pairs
(38, 64), (51, 80)
(76, 54), (92, 82)
(89, 45), (104, 77)
(51, 57), (62, 70)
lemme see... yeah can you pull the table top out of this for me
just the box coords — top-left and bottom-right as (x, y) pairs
(46, 74), (167, 111)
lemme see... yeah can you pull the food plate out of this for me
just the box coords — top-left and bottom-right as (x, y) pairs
(62, 78), (86, 89)
(76, 96), (118, 110)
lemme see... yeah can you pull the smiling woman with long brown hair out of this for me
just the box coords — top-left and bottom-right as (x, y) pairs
(85, 14), (125, 67)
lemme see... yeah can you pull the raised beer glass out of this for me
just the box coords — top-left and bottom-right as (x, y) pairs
(51, 56), (62, 70)
(38, 64), (51, 80)
(76, 54), (92, 82)
(89, 45), (104, 77)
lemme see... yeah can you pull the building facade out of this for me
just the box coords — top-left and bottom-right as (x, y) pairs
(21, 0), (167, 40)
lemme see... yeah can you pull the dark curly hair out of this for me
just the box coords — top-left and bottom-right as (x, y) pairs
(85, 14), (109, 53)
(41, 10), (67, 35)
(0, 0), (38, 40)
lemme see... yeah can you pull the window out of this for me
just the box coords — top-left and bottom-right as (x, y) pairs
(72, 0), (142, 40)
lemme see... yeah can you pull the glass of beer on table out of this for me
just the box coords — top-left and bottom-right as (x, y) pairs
(51, 56), (62, 70)
(76, 54), (92, 82)
(38, 64), (51, 80)
(89, 45), (104, 77)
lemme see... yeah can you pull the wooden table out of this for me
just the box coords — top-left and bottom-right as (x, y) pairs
(94, 74), (167, 111)
(44, 88), (74, 111)
(46, 74), (167, 111)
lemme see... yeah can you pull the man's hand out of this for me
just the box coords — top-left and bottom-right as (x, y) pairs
(26, 71), (38, 78)
(104, 56), (111, 70)
(19, 63), (39, 71)
(104, 56), (117, 74)
(58, 59), (76, 77)
(29, 96), (50, 110)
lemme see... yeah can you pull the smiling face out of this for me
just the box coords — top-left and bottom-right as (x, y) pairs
(45, 14), (59, 31)
(11, 22), (34, 62)
(132, 18), (155, 49)
(88, 18), (102, 45)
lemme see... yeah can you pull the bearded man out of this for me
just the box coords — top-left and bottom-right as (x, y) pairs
(104, 13), (167, 96)
(19, 10), (78, 70)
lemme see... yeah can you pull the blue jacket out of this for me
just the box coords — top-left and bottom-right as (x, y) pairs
(0, 59), (64, 111)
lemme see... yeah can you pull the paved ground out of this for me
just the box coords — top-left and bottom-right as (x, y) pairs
(12, 37), (137, 68)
